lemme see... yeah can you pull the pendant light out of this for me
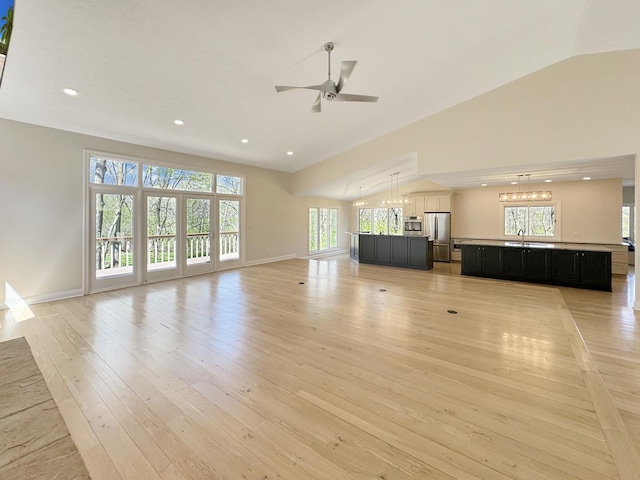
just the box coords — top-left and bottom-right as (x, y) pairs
(499, 174), (552, 202)
(380, 172), (410, 206)
(353, 186), (368, 207)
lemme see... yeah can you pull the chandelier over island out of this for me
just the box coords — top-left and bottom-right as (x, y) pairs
(498, 174), (552, 202)
(380, 172), (411, 206)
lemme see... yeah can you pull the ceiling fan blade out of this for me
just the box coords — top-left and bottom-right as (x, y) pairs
(275, 84), (331, 93)
(333, 93), (379, 103)
(311, 93), (322, 113)
(336, 61), (357, 93)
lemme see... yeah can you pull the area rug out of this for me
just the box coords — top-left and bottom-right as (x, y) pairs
(0, 336), (91, 479)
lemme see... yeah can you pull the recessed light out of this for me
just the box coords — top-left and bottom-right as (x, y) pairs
(174, 120), (184, 125)
(481, 183), (487, 187)
(545, 179), (552, 183)
(582, 176), (591, 180)
(63, 88), (78, 96)
(510, 181), (518, 185)
(286, 151), (293, 156)
(241, 138), (249, 143)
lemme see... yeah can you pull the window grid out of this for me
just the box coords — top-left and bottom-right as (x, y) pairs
(309, 207), (338, 253)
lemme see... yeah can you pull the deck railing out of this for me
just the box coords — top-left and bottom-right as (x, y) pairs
(96, 231), (239, 274)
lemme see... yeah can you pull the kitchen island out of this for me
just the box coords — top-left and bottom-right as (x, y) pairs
(459, 240), (612, 291)
(346, 232), (433, 270)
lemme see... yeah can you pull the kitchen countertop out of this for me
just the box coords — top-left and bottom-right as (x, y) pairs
(457, 239), (613, 252)
(344, 231), (429, 238)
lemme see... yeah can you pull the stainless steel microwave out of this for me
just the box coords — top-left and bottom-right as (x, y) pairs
(403, 216), (423, 235)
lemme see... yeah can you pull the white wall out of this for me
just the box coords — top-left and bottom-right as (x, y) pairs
(0, 119), (350, 305)
(452, 179), (623, 243)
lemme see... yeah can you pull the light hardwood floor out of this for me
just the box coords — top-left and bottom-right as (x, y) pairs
(1, 257), (639, 480)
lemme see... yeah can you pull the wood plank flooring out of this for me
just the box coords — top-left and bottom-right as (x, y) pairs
(0, 257), (639, 479)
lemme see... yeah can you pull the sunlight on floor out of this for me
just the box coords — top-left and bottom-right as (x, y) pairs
(4, 282), (35, 322)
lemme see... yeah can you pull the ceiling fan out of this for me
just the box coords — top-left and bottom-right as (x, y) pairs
(275, 42), (379, 113)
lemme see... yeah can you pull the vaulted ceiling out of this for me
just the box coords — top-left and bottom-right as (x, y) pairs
(1, 1), (639, 194)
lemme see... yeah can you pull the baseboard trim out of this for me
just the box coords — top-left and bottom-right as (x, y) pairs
(303, 248), (349, 260)
(0, 288), (85, 311)
(245, 254), (297, 267)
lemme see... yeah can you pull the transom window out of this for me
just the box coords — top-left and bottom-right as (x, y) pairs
(143, 165), (212, 192)
(87, 152), (244, 292)
(216, 175), (243, 195)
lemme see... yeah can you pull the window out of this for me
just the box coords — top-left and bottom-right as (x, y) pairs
(622, 205), (631, 238)
(90, 156), (138, 186)
(504, 205), (555, 237)
(87, 151), (244, 292)
(389, 207), (403, 235)
(373, 208), (388, 235)
(143, 165), (212, 192)
(359, 209), (372, 233)
(216, 175), (243, 195)
(309, 207), (338, 253)
(359, 207), (404, 235)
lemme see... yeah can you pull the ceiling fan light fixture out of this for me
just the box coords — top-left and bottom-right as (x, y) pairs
(275, 42), (379, 112)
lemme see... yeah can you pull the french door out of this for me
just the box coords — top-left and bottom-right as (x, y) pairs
(85, 152), (244, 293)
(143, 192), (219, 282)
(87, 163), (243, 293)
(89, 187), (140, 292)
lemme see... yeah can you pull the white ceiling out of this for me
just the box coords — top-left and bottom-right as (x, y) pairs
(1, 1), (639, 196)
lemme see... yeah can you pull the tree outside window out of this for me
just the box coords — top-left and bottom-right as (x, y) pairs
(504, 205), (555, 236)
(359, 207), (404, 235)
(622, 206), (630, 238)
(309, 207), (338, 253)
(359, 209), (372, 233)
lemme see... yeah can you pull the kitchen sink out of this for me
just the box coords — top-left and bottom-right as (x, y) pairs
(504, 241), (523, 247)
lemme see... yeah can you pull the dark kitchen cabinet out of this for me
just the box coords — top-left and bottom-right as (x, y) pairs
(580, 251), (611, 290)
(525, 249), (551, 282)
(550, 250), (580, 284)
(551, 250), (610, 291)
(375, 235), (392, 264)
(462, 243), (610, 291)
(358, 235), (432, 270)
(461, 245), (502, 276)
(407, 237), (429, 268)
(359, 235), (375, 264)
(503, 247), (526, 278)
(391, 236), (409, 265)
(461, 246), (482, 275)
(482, 246), (503, 276)
(503, 247), (550, 281)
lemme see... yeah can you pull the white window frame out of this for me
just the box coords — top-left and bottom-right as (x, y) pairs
(358, 207), (404, 235)
(309, 207), (339, 254)
(622, 204), (634, 240)
(501, 201), (560, 242)
(85, 150), (246, 292)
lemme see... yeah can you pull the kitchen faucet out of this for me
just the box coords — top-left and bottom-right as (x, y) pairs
(517, 229), (525, 246)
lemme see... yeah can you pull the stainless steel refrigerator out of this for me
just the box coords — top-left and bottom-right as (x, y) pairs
(424, 212), (451, 262)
